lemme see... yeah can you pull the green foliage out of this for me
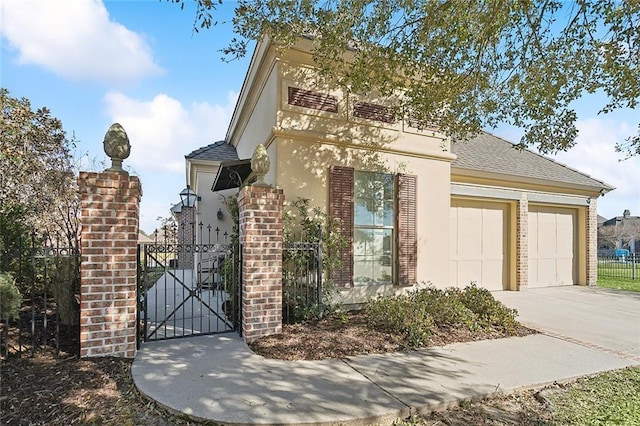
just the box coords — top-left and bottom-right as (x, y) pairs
(170, 1), (639, 156)
(283, 198), (348, 323)
(0, 272), (22, 321)
(457, 284), (520, 333)
(548, 367), (640, 425)
(364, 284), (521, 348)
(365, 292), (434, 348)
(412, 286), (476, 329)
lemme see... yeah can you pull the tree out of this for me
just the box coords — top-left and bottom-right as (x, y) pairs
(170, 0), (639, 155)
(1, 88), (80, 325)
(598, 220), (640, 252)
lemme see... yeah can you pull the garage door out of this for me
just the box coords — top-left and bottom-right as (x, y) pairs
(528, 205), (576, 287)
(450, 199), (508, 291)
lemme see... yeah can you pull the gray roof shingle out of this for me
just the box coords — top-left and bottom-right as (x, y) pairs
(451, 132), (614, 191)
(186, 141), (239, 162)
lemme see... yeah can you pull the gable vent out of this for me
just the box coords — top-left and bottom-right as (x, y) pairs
(353, 102), (396, 123)
(288, 87), (338, 113)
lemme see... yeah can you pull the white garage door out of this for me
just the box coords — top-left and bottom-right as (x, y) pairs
(528, 205), (576, 287)
(450, 199), (508, 291)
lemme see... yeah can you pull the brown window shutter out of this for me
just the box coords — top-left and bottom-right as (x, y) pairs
(328, 166), (354, 287)
(397, 174), (417, 285)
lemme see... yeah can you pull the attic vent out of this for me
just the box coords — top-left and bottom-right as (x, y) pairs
(406, 113), (439, 132)
(353, 102), (396, 123)
(288, 87), (338, 113)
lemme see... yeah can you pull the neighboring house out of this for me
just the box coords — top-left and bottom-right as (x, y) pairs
(183, 36), (614, 304)
(598, 209), (640, 254)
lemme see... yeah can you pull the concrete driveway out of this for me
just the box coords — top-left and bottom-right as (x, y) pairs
(494, 286), (640, 360)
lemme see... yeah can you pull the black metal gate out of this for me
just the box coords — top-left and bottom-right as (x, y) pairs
(137, 226), (241, 345)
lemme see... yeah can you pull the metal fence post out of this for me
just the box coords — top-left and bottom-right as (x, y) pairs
(316, 229), (323, 319)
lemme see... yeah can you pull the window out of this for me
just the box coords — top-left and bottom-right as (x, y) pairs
(354, 171), (395, 284)
(328, 166), (416, 287)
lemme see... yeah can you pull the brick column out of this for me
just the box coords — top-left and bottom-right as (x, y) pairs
(78, 172), (142, 358)
(178, 206), (195, 269)
(516, 195), (528, 291)
(238, 185), (284, 342)
(586, 198), (598, 286)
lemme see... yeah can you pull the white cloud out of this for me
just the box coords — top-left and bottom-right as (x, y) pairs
(0, 0), (161, 82)
(103, 91), (237, 173)
(552, 118), (640, 219)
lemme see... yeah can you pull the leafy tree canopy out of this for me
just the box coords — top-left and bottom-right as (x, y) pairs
(0, 87), (77, 236)
(171, 0), (639, 155)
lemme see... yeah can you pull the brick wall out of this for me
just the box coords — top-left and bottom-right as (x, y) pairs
(516, 195), (528, 291)
(238, 185), (285, 342)
(586, 198), (598, 286)
(78, 172), (142, 358)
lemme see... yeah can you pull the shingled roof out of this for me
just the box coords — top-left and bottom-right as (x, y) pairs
(451, 132), (614, 191)
(186, 141), (239, 162)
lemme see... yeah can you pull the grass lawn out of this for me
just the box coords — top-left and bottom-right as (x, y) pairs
(597, 276), (640, 292)
(547, 367), (640, 425)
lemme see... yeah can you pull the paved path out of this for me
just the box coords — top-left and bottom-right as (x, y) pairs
(133, 285), (640, 424)
(494, 286), (640, 361)
(133, 332), (637, 425)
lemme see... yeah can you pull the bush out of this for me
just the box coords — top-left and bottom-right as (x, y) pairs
(458, 284), (520, 333)
(0, 272), (22, 321)
(412, 286), (476, 329)
(364, 283), (522, 348)
(365, 292), (433, 348)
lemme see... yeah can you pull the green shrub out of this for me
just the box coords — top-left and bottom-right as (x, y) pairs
(365, 292), (433, 348)
(0, 272), (22, 321)
(413, 286), (476, 329)
(458, 283), (519, 333)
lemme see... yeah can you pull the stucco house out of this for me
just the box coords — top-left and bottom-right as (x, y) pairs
(183, 36), (614, 304)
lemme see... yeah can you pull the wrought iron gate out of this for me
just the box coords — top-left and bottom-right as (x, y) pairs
(137, 227), (241, 345)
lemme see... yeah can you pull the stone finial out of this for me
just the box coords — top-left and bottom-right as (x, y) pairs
(251, 144), (271, 187)
(103, 123), (131, 173)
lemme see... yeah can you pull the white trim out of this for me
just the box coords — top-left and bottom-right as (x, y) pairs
(451, 183), (590, 206)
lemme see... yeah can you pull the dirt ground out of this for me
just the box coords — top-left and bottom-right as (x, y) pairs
(1, 313), (552, 425)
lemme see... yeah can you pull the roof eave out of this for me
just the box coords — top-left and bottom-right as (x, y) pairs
(451, 166), (615, 195)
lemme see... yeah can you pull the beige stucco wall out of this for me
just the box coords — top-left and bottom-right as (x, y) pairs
(274, 135), (453, 303)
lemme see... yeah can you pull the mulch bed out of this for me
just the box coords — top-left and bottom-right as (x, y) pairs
(249, 312), (535, 360)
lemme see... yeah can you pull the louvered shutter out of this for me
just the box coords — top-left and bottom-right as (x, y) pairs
(328, 166), (354, 287)
(397, 174), (417, 285)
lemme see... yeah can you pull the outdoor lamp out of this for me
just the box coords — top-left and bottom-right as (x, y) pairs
(179, 185), (197, 208)
(217, 208), (224, 220)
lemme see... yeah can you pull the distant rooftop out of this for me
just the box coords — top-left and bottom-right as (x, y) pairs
(186, 141), (239, 162)
(451, 132), (614, 191)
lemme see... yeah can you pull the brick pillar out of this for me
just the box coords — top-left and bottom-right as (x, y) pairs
(586, 198), (598, 286)
(78, 172), (142, 358)
(516, 195), (528, 291)
(238, 185), (284, 342)
(178, 206), (195, 269)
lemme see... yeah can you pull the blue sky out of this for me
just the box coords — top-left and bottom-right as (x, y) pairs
(2, 0), (638, 233)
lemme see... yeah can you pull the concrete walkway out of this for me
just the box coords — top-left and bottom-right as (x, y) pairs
(133, 332), (637, 425)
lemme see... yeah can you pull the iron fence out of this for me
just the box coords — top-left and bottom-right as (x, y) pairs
(137, 224), (241, 345)
(598, 253), (638, 280)
(282, 230), (323, 323)
(0, 234), (80, 358)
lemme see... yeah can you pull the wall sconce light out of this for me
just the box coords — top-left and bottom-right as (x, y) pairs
(217, 208), (224, 220)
